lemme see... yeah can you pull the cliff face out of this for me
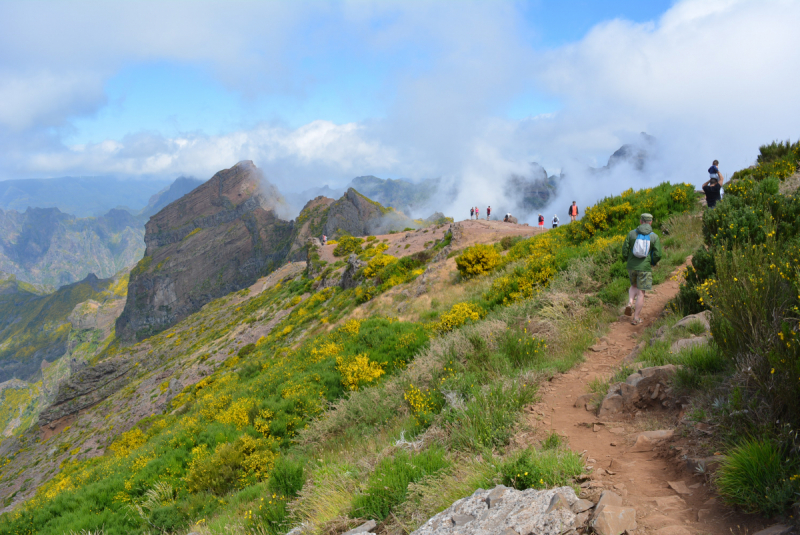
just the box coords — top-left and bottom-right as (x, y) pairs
(116, 161), (294, 341)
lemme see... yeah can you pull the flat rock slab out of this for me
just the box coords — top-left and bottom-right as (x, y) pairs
(753, 525), (795, 535)
(411, 485), (578, 535)
(343, 520), (377, 535)
(668, 481), (692, 495)
(654, 527), (692, 535)
(591, 505), (637, 535)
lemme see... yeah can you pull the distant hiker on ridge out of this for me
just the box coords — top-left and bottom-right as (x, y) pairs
(476, 206), (480, 219)
(552, 214), (559, 229)
(569, 201), (579, 222)
(487, 206), (491, 220)
(703, 160), (724, 208)
(622, 213), (663, 325)
(470, 207), (474, 220)
(538, 214), (544, 228)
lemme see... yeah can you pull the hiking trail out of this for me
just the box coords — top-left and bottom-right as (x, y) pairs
(522, 263), (769, 535)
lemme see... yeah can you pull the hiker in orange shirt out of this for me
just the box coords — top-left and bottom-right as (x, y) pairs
(568, 201), (579, 222)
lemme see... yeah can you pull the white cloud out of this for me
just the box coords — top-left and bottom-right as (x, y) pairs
(1, 0), (799, 224)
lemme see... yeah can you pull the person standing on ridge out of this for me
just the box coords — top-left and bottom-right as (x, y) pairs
(476, 206), (480, 219)
(487, 206), (491, 220)
(622, 213), (663, 325)
(568, 201), (579, 222)
(538, 213), (544, 228)
(703, 160), (724, 208)
(552, 214), (559, 228)
(470, 207), (474, 220)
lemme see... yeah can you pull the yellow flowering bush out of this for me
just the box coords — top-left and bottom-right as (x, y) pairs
(435, 302), (484, 333)
(217, 397), (256, 430)
(109, 428), (146, 458)
(363, 253), (397, 278)
(336, 353), (386, 391)
(404, 384), (441, 427)
(455, 244), (501, 278)
(339, 319), (363, 335)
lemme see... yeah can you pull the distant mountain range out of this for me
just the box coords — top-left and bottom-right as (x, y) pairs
(0, 176), (204, 288)
(0, 176), (173, 217)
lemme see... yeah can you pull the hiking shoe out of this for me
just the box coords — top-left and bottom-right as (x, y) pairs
(631, 318), (643, 325)
(624, 304), (633, 316)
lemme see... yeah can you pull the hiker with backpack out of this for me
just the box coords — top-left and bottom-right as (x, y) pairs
(470, 207), (474, 220)
(552, 214), (559, 228)
(538, 214), (545, 228)
(568, 201), (579, 222)
(487, 206), (491, 220)
(622, 213), (663, 325)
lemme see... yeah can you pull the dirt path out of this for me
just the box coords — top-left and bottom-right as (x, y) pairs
(525, 265), (767, 535)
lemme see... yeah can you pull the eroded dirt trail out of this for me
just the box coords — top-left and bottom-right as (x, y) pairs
(524, 266), (767, 535)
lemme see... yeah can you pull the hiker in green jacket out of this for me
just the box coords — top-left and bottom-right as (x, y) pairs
(621, 213), (663, 325)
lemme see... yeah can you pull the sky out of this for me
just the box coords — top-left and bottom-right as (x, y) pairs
(1, 0), (799, 217)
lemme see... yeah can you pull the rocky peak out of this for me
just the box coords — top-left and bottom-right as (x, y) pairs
(323, 188), (417, 238)
(116, 161), (294, 341)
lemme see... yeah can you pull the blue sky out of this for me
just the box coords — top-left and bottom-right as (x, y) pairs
(67, 1), (675, 144)
(0, 0), (798, 216)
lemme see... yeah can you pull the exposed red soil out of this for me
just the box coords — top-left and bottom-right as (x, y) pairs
(523, 265), (769, 535)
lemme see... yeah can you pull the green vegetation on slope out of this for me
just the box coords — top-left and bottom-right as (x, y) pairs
(0, 274), (118, 383)
(670, 139), (800, 517)
(0, 181), (697, 534)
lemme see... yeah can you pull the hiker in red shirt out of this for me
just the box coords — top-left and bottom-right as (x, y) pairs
(487, 206), (491, 220)
(568, 201), (579, 222)
(538, 214), (544, 228)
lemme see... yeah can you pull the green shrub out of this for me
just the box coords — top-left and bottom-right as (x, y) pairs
(499, 447), (584, 490)
(455, 244), (501, 278)
(716, 438), (800, 516)
(333, 236), (364, 257)
(443, 382), (536, 451)
(268, 455), (306, 498)
(351, 447), (449, 520)
(757, 139), (798, 164)
(237, 343), (256, 358)
(710, 236), (800, 428)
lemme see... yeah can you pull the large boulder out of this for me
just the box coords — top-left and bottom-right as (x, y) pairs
(598, 365), (680, 418)
(410, 485), (579, 535)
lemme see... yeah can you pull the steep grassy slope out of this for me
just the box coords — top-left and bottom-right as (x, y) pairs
(0, 273), (128, 453)
(0, 273), (123, 383)
(0, 182), (697, 534)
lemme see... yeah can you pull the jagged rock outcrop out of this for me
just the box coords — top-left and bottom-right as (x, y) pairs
(598, 365), (682, 419)
(116, 161), (294, 341)
(323, 188), (418, 238)
(38, 357), (135, 427)
(287, 196), (335, 261)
